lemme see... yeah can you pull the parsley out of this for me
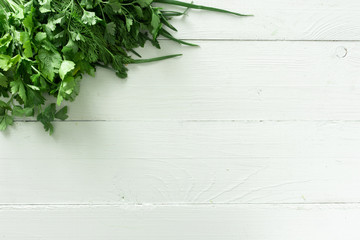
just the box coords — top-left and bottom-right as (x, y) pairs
(0, 0), (250, 134)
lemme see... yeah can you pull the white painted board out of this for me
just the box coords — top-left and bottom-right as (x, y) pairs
(61, 41), (360, 121)
(1, 121), (360, 204)
(156, 0), (360, 40)
(0, 204), (360, 240)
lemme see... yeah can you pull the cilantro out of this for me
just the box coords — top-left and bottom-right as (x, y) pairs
(0, 0), (250, 134)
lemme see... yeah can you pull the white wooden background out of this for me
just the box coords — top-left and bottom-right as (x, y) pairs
(1, 0), (360, 239)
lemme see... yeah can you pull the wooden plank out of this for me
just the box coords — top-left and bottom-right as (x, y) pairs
(155, 0), (360, 40)
(0, 204), (359, 239)
(58, 41), (360, 120)
(1, 121), (360, 204)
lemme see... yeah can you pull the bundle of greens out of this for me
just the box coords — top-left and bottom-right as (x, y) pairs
(0, 0), (249, 134)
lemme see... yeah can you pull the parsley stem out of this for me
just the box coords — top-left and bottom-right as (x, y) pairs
(153, 0), (253, 17)
(129, 54), (182, 64)
(67, 0), (74, 31)
(31, 66), (57, 87)
(99, 4), (106, 23)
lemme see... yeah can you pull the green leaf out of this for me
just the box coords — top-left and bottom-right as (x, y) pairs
(10, 78), (27, 103)
(106, 22), (116, 36)
(0, 54), (21, 71)
(55, 106), (68, 120)
(126, 17), (133, 32)
(133, 6), (144, 18)
(40, 103), (56, 119)
(23, 12), (34, 33)
(27, 88), (45, 106)
(38, 0), (52, 13)
(136, 0), (153, 7)
(37, 103), (57, 134)
(12, 106), (34, 117)
(35, 32), (47, 42)
(0, 102), (7, 117)
(81, 10), (101, 25)
(80, 0), (95, 9)
(151, 9), (161, 38)
(0, 54), (11, 71)
(62, 39), (78, 54)
(108, 0), (122, 13)
(56, 94), (63, 106)
(13, 8), (24, 20)
(37, 48), (62, 81)
(45, 15), (64, 31)
(0, 72), (8, 87)
(27, 84), (40, 91)
(70, 31), (85, 42)
(59, 60), (75, 80)
(0, 115), (13, 131)
(105, 22), (116, 44)
(30, 73), (40, 84)
(57, 76), (75, 105)
(0, 100), (10, 110)
(0, 9), (9, 33)
(0, 33), (12, 53)
(20, 32), (33, 58)
(8, 55), (21, 68)
(0, 55), (21, 71)
(78, 60), (95, 77)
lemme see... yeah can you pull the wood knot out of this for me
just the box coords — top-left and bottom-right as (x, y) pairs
(336, 46), (348, 58)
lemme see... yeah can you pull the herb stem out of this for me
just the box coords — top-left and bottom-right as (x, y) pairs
(153, 0), (253, 17)
(31, 66), (57, 86)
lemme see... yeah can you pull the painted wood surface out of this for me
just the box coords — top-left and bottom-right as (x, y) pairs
(2, 121), (360, 204)
(2, 0), (360, 239)
(1, 204), (360, 240)
(155, 0), (360, 40)
(64, 41), (360, 121)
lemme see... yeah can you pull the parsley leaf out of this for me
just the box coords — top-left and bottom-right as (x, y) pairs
(0, 115), (13, 131)
(81, 10), (101, 25)
(37, 48), (62, 81)
(39, 0), (52, 13)
(59, 60), (75, 80)
(0, 73), (7, 87)
(55, 106), (68, 120)
(10, 79), (27, 103)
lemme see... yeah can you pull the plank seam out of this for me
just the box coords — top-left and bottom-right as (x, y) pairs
(1, 202), (360, 207)
(13, 119), (360, 123)
(159, 39), (360, 42)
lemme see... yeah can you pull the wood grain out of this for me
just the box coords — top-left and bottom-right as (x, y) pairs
(60, 41), (360, 121)
(1, 121), (360, 204)
(0, 204), (359, 240)
(155, 0), (360, 40)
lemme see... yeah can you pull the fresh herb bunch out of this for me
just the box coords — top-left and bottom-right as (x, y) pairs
(0, 0), (249, 134)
